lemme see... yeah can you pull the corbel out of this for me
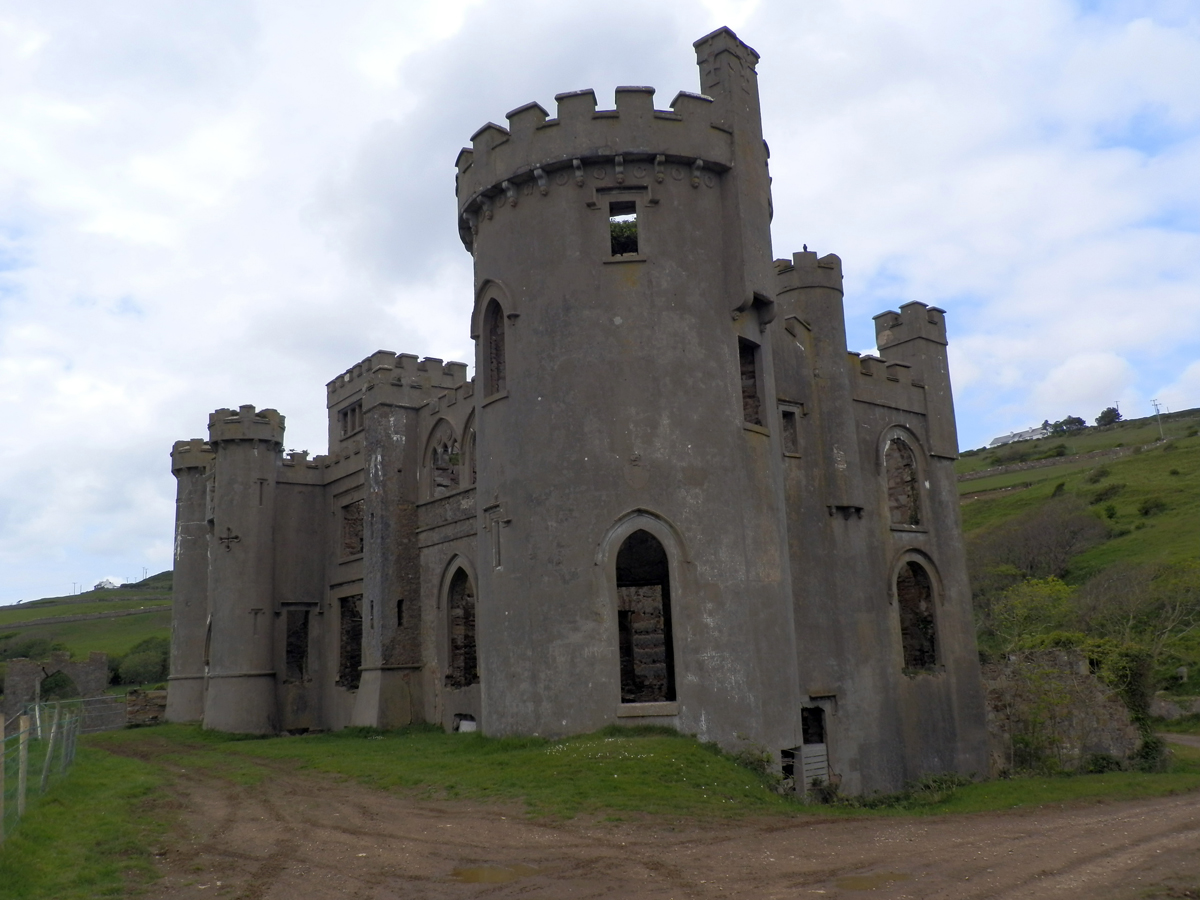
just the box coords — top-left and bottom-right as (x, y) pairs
(502, 180), (517, 207)
(654, 154), (665, 183)
(614, 155), (624, 184)
(691, 158), (704, 188)
(573, 158), (584, 187)
(534, 168), (548, 195)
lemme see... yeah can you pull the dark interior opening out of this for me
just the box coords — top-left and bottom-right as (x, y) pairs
(484, 299), (506, 396)
(609, 200), (638, 256)
(446, 569), (479, 689)
(739, 338), (762, 425)
(338, 595), (363, 689)
(897, 561), (938, 669)
(285, 609), (309, 681)
(801, 706), (826, 744)
(616, 529), (675, 703)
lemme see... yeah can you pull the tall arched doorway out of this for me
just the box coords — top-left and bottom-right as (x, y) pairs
(616, 530), (675, 703)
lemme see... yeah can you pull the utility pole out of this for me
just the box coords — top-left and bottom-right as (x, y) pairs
(1151, 399), (1165, 441)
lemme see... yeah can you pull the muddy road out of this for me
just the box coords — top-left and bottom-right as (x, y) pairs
(139, 738), (1200, 899)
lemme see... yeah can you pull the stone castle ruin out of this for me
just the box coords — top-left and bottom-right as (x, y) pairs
(168, 28), (988, 794)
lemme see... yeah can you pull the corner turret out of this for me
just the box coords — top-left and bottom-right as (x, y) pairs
(874, 302), (957, 458)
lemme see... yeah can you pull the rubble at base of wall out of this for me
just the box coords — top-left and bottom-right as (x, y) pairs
(982, 649), (1141, 777)
(1151, 693), (1200, 720)
(126, 689), (168, 726)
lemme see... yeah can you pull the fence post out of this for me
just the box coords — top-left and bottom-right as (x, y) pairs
(39, 704), (60, 794)
(1, 717), (6, 843)
(17, 715), (29, 818)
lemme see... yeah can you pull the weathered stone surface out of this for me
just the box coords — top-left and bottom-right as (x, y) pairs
(166, 27), (987, 793)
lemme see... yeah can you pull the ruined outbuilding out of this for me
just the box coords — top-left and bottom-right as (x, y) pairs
(168, 28), (988, 793)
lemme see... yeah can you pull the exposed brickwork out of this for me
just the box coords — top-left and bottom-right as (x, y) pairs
(886, 438), (920, 526)
(896, 562), (937, 669)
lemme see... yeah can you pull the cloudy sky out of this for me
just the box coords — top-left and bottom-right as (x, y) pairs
(1, 0), (1196, 604)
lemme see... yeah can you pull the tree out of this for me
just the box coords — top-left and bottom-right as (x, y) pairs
(1096, 406), (1122, 427)
(1049, 415), (1087, 436)
(993, 577), (1076, 651)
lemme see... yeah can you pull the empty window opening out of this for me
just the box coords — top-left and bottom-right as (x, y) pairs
(341, 499), (364, 557)
(781, 409), (799, 454)
(885, 438), (921, 526)
(484, 299), (506, 396)
(446, 569), (478, 689)
(798, 706), (830, 788)
(338, 400), (363, 438)
(616, 530), (675, 703)
(453, 713), (477, 732)
(609, 201), (638, 256)
(396, 597), (405, 628)
(285, 609), (309, 681)
(739, 338), (762, 426)
(465, 427), (477, 485)
(338, 595), (363, 690)
(897, 561), (938, 669)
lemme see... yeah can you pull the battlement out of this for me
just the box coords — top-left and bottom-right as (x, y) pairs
(456, 85), (735, 244)
(281, 450), (320, 469)
(207, 405), (285, 445)
(327, 351), (468, 408)
(775, 250), (844, 294)
(171, 438), (213, 473)
(873, 301), (947, 349)
(855, 354), (918, 386)
(423, 377), (477, 418)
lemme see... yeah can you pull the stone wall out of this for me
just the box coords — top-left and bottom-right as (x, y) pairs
(1151, 693), (1200, 720)
(2, 651), (109, 720)
(983, 650), (1140, 775)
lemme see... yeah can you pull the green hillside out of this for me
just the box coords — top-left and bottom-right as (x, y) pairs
(958, 407), (1200, 693)
(0, 572), (173, 699)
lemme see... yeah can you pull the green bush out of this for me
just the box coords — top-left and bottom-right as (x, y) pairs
(1085, 466), (1111, 484)
(1139, 497), (1167, 517)
(1091, 483), (1125, 504)
(118, 652), (166, 686)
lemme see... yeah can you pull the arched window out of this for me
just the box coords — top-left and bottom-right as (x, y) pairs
(446, 569), (478, 689)
(483, 298), (506, 396)
(885, 437), (921, 526)
(426, 420), (460, 499)
(463, 415), (477, 486)
(896, 561), (937, 669)
(616, 530), (675, 703)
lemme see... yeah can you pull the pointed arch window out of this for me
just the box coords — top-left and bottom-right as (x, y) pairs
(426, 420), (461, 499)
(446, 568), (479, 689)
(484, 298), (506, 397)
(885, 437), (921, 527)
(896, 561), (937, 670)
(616, 530), (675, 703)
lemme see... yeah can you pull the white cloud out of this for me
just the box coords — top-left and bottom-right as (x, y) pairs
(0, 0), (1198, 602)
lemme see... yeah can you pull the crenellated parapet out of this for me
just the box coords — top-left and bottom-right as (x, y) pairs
(327, 350), (469, 412)
(851, 353), (927, 414)
(424, 377), (475, 418)
(207, 405), (285, 446)
(455, 86), (735, 251)
(873, 301), (948, 349)
(171, 438), (213, 473)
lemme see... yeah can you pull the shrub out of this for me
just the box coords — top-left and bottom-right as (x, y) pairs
(1139, 497), (1167, 517)
(1085, 466), (1110, 484)
(1186, 427), (1198, 438)
(1103, 504), (1118, 519)
(1082, 752), (1123, 773)
(119, 651), (166, 686)
(1050, 482), (1066, 497)
(1090, 483), (1125, 504)
(1163, 440), (1177, 452)
(1170, 468), (1181, 476)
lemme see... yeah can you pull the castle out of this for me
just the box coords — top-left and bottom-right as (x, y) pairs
(167, 28), (988, 794)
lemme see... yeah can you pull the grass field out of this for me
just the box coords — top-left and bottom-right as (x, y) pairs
(3, 724), (1200, 899)
(958, 415), (1200, 579)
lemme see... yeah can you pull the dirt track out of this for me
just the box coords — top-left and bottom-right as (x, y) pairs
(141, 738), (1200, 900)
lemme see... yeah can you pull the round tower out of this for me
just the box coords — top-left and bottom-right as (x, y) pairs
(457, 28), (802, 750)
(202, 405), (284, 734)
(166, 438), (214, 723)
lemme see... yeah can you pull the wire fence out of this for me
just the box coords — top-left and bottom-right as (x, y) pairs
(1, 700), (88, 844)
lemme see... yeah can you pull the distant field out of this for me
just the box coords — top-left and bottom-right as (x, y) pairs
(0, 595), (170, 627)
(957, 411), (1200, 579)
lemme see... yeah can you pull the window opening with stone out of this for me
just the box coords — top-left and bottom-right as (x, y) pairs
(897, 561), (937, 669)
(739, 338), (762, 426)
(616, 530), (675, 703)
(338, 595), (363, 690)
(341, 499), (364, 557)
(885, 437), (921, 526)
(446, 568), (478, 689)
(609, 201), (638, 256)
(285, 609), (309, 681)
(483, 298), (506, 396)
(781, 408), (799, 454)
(428, 422), (461, 498)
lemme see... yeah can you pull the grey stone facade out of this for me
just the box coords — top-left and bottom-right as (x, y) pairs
(167, 28), (987, 793)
